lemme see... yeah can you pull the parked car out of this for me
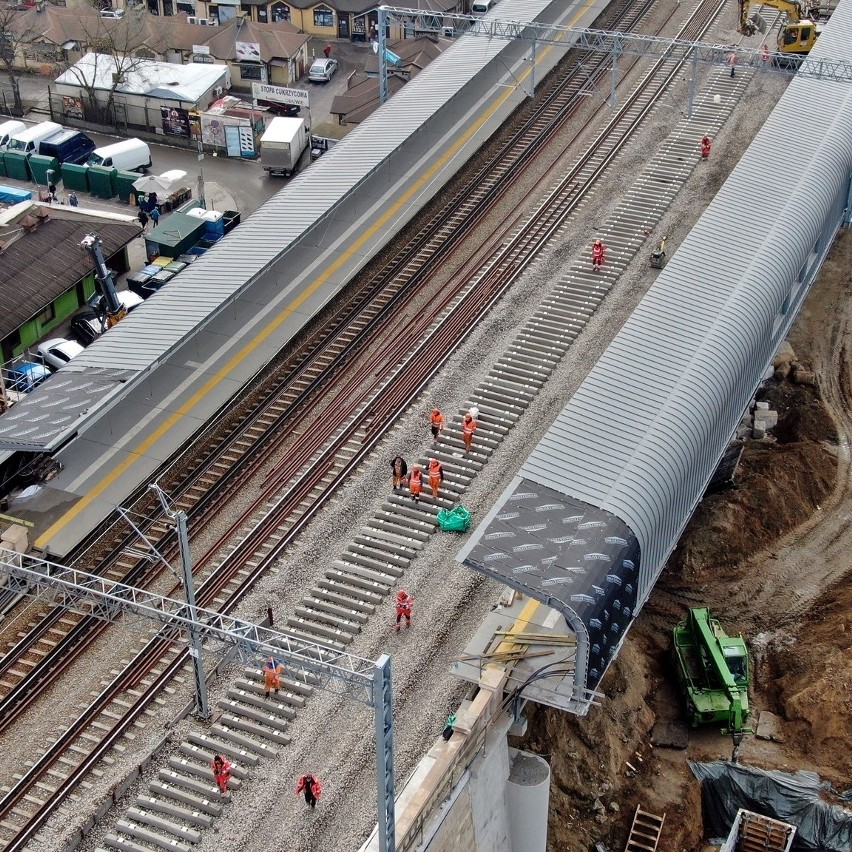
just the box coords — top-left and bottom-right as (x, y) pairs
(36, 338), (84, 371)
(6, 362), (50, 393)
(261, 101), (301, 118)
(309, 58), (338, 83)
(86, 290), (144, 315)
(69, 309), (104, 347)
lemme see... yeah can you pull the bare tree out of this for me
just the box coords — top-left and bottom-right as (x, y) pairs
(60, 4), (165, 124)
(0, 5), (38, 115)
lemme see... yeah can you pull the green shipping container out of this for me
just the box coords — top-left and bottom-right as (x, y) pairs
(29, 154), (60, 186)
(115, 170), (142, 203)
(61, 163), (90, 192)
(3, 151), (31, 182)
(0, 152), (6, 178)
(88, 165), (117, 199)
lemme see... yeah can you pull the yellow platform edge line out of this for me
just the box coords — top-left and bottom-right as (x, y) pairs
(37, 35), (567, 550)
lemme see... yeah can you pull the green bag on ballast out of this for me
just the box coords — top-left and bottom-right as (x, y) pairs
(437, 505), (471, 532)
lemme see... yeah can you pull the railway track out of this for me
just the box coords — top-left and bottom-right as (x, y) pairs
(0, 0), (660, 735)
(0, 0), (758, 847)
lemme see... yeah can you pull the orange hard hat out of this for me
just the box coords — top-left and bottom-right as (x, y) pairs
(594, 239), (602, 245)
(396, 589), (407, 600)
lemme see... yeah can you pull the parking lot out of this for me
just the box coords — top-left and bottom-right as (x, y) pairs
(7, 35), (367, 218)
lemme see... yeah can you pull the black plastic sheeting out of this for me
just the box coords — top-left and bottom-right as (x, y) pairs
(690, 761), (852, 851)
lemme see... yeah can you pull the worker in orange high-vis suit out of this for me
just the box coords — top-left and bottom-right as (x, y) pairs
(428, 458), (444, 499)
(462, 412), (477, 453)
(409, 464), (423, 501)
(211, 754), (232, 798)
(592, 238), (606, 271)
(263, 656), (284, 698)
(395, 589), (413, 631)
(296, 773), (322, 810)
(430, 408), (445, 444)
(700, 134), (712, 160)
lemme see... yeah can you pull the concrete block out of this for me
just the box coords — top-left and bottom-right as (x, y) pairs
(149, 779), (222, 816)
(135, 795), (213, 829)
(185, 732), (260, 766)
(211, 722), (279, 756)
(0, 525), (28, 553)
(755, 401), (770, 411)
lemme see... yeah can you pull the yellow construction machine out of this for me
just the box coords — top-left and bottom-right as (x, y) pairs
(738, 0), (836, 58)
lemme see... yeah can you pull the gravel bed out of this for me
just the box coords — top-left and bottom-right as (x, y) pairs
(30, 18), (790, 852)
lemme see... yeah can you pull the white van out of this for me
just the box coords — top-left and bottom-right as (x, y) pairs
(0, 120), (26, 150)
(471, 0), (494, 12)
(6, 122), (63, 155)
(87, 138), (152, 173)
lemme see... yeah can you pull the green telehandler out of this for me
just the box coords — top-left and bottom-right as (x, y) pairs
(672, 607), (750, 749)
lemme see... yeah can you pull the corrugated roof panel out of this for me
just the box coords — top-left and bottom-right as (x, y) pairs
(463, 4), (852, 627)
(0, 0), (558, 451)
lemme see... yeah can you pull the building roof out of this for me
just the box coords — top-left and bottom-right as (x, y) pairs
(201, 17), (309, 62)
(0, 0), (537, 453)
(332, 37), (442, 123)
(12, 6), (307, 62)
(55, 53), (227, 102)
(330, 71), (406, 123)
(0, 208), (138, 338)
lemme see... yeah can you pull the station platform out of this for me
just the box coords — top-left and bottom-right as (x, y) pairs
(450, 592), (589, 714)
(3, 0), (604, 559)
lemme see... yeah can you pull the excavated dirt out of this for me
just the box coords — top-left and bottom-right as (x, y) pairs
(517, 229), (852, 851)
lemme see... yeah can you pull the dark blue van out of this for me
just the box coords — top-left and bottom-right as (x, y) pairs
(39, 129), (97, 165)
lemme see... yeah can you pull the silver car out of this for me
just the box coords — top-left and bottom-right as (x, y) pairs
(309, 58), (338, 83)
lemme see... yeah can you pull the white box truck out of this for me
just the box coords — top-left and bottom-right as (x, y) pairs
(260, 117), (308, 177)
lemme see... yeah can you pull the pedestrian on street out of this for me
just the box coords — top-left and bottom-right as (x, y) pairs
(395, 589), (413, 631)
(263, 656), (284, 699)
(408, 464), (423, 501)
(48, 182), (58, 202)
(700, 134), (712, 160)
(149, 206), (161, 227)
(442, 713), (456, 741)
(591, 238), (606, 271)
(138, 209), (149, 232)
(728, 50), (737, 77)
(68, 191), (79, 207)
(323, 43), (332, 58)
(296, 773), (322, 810)
(428, 458), (444, 499)
(390, 455), (408, 491)
(211, 754), (232, 798)
(461, 412), (477, 454)
(430, 408), (445, 444)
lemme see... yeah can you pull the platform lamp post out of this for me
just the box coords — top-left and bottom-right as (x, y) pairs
(196, 136), (206, 210)
(148, 483), (210, 719)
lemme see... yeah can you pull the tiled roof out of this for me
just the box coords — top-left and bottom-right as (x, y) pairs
(332, 37), (443, 123)
(0, 211), (138, 337)
(201, 17), (308, 62)
(12, 6), (306, 61)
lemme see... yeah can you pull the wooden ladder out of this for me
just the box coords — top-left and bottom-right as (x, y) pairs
(624, 805), (666, 852)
